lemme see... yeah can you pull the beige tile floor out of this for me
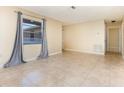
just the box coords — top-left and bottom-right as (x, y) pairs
(0, 51), (124, 87)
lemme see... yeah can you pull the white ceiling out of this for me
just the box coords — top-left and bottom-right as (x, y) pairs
(20, 6), (124, 25)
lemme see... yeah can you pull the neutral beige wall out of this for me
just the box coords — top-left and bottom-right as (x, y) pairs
(46, 17), (62, 55)
(63, 20), (105, 55)
(0, 7), (17, 66)
(0, 7), (62, 66)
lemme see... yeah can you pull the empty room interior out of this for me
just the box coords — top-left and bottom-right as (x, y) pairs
(1, 6), (124, 87)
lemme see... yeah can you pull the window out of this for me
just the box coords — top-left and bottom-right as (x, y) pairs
(22, 18), (42, 45)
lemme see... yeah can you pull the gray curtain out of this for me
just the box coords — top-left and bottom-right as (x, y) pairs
(4, 12), (26, 68)
(38, 19), (48, 58)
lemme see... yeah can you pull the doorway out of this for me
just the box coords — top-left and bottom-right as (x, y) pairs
(107, 27), (120, 53)
(105, 21), (122, 55)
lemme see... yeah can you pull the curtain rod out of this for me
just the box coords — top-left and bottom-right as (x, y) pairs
(14, 11), (45, 20)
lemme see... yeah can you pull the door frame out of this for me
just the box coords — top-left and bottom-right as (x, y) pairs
(105, 24), (122, 54)
(107, 26), (120, 53)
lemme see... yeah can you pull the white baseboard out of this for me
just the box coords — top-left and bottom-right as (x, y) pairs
(24, 57), (38, 62)
(64, 49), (105, 55)
(25, 51), (62, 61)
(49, 51), (62, 56)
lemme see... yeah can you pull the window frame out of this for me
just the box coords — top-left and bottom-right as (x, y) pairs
(22, 17), (43, 45)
